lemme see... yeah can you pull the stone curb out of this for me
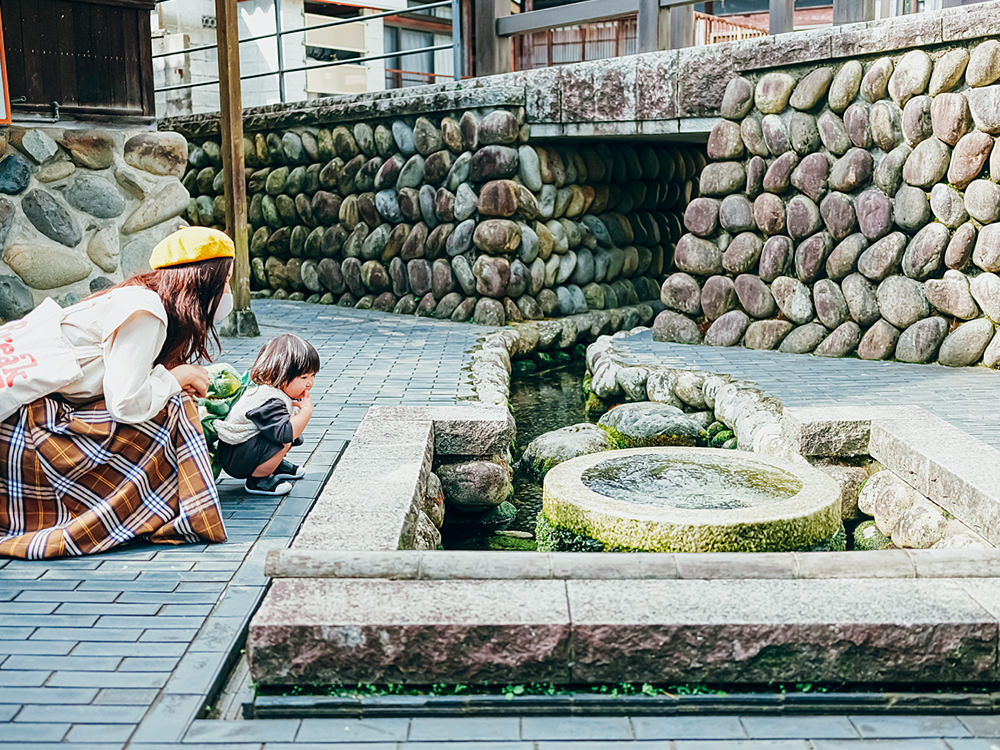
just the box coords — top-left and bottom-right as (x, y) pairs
(265, 548), (1000, 580)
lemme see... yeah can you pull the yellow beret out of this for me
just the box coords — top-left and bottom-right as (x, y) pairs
(149, 227), (235, 270)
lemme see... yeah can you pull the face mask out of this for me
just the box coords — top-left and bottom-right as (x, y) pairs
(214, 291), (233, 324)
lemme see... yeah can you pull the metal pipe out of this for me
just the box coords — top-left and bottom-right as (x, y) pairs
(155, 42), (453, 93)
(451, 0), (462, 80)
(152, 1), (453, 60)
(274, 0), (286, 103)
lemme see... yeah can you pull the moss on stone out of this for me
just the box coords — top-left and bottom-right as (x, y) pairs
(597, 423), (701, 450)
(853, 519), (894, 550)
(542, 482), (842, 553)
(584, 392), (610, 418)
(485, 533), (538, 551)
(710, 430), (734, 448)
(802, 524), (847, 551)
(535, 510), (605, 552)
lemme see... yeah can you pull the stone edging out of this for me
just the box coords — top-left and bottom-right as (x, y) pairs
(265, 547), (1000, 580)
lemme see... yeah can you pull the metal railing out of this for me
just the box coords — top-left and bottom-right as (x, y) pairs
(693, 11), (768, 45)
(478, 0), (914, 77)
(153, 0), (462, 104)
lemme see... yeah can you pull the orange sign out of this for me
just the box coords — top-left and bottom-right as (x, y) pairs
(0, 8), (10, 125)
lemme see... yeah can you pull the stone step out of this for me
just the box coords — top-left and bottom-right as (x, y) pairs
(247, 576), (1000, 688)
(783, 404), (1000, 546)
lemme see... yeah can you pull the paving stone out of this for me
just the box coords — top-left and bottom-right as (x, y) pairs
(850, 715), (972, 738)
(741, 716), (858, 739)
(632, 715), (746, 739)
(407, 717), (522, 741)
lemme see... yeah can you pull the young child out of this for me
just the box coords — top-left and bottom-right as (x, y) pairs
(215, 334), (319, 495)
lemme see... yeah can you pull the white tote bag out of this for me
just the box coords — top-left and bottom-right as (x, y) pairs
(0, 298), (86, 421)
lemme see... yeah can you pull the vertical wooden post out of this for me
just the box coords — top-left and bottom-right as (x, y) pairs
(833, 0), (875, 24)
(215, 0), (259, 338)
(636, 0), (660, 53)
(769, 0), (794, 34)
(667, 4), (694, 49)
(475, 0), (512, 76)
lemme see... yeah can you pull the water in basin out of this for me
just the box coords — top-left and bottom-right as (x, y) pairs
(581, 453), (802, 511)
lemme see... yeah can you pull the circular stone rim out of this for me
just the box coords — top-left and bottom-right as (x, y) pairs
(542, 447), (842, 552)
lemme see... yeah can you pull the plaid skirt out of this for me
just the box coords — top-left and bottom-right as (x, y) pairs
(0, 393), (227, 559)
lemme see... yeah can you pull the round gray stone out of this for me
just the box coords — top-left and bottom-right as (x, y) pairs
(876, 275), (930, 328)
(826, 233), (868, 280)
(888, 49), (932, 106)
(843, 273), (881, 326)
(901, 95), (933, 147)
(813, 278), (849, 329)
(930, 183), (969, 228)
(895, 317), (948, 363)
(925, 269), (979, 319)
(734, 273), (777, 318)
(965, 179), (1000, 224)
(652, 310), (702, 344)
(893, 185), (930, 232)
(779, 323), (828, 354)
(902, 137), (951, 188)
(855, 188), (893, 240)
(858, 319), (901, 360)
(902, 222), (949, 280)
(744, 319), (794, 350)
(814, 321), (862, 357)
(704, 309), (750, 347)
(948, 131), (994, 189)
(771, 275), (814, 324)
(973, 223), (1000, 272)
(938, 318), (995, 366)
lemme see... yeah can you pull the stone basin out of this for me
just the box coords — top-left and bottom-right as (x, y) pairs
(542, 447), (841, 552)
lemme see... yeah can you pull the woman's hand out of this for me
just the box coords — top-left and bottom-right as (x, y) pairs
(169, 364), (210, 399)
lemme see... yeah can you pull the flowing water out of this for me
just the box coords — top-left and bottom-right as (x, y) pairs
(443, 362), (587, 548)
(508, 361), (588, 533)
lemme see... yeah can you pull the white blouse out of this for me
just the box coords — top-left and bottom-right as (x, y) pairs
(57, 287), (183, 424)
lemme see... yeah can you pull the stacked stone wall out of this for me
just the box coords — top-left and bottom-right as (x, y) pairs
(659, 40), (1000, 367)
(181, 108), (698, 326)
(0, 128), (190, 322)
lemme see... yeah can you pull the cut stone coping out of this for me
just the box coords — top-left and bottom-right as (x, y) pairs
(266, 548), (1000, 580)
(247, 575), (1000, 685)
(542, 447), (841, 552)
(291, 404), (513, 551)
(785, 404), (1000, 546)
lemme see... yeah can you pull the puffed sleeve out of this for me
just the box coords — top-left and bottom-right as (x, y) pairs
(102, 310), (183, 424)
(246, 398), (294, 445)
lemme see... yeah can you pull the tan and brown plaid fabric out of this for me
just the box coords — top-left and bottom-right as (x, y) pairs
(0, 394), (227, 559)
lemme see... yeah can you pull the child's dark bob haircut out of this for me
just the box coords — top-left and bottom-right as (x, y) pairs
(249, 334), (320, 387)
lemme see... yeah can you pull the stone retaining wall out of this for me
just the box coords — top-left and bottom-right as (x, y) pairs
(172, 110), (691, 326)
(0, 126), (190, 322)
(659, 38), (1000, 367)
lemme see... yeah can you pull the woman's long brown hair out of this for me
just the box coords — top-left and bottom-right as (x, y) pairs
(96, 257), (233, 368)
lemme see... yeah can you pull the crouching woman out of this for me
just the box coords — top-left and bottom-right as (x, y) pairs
(0, 227), (235, 559)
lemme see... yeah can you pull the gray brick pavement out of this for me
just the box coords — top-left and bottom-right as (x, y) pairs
(2, 302), (1000, 749)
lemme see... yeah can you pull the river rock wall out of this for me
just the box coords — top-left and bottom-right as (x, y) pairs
(0, 127), (190, 323)
(181, 108), (695, 326)
(660, 40), (1000, 367)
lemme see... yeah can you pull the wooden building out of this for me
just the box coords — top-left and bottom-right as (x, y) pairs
(2, 0), (158, 123)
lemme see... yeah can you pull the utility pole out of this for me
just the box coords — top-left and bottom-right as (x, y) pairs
(214, 0), (259, 338)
